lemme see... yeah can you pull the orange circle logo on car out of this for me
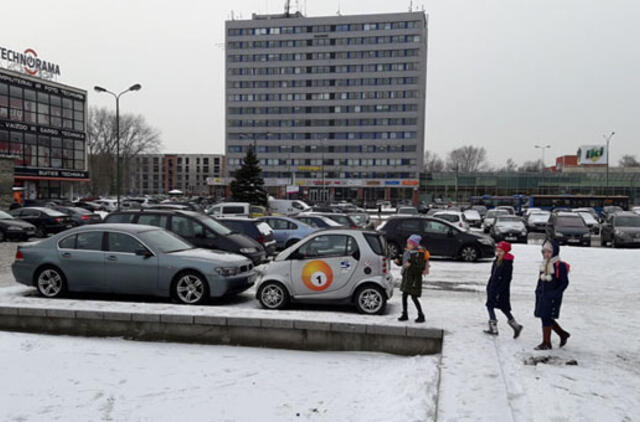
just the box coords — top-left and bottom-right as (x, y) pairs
(302, 260), (333, 291)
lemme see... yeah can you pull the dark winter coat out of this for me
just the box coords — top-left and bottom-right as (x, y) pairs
(400, 248), (426, 297)
(485, 254), (514, 311)
(534, 243), (570, 320)
(534, 261), (569, 319)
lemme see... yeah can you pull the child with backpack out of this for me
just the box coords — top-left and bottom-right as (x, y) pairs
(483, 241), (523, 338)
(396, 234), (429, 323)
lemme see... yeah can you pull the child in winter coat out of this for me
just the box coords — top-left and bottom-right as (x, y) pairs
(396, 234), (428, 323)
(483, 241), (523, 338)
(534, 240), (571, 350)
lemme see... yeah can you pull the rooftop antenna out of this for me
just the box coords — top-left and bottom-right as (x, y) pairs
(337, 0), (341, 15)
(284, 0), (291, 17)
(409, 0), (413, 12)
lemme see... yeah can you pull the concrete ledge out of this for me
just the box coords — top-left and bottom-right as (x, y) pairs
(0, 305), (443, 356)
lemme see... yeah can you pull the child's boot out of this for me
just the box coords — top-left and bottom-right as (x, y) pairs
(508, 319), (523, 339)
(415, 313), (425, 323)
(398, 312), (408, 321)
(483, 320), (498, 335)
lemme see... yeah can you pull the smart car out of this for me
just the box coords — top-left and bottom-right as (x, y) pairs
(255, 229), (393, 315)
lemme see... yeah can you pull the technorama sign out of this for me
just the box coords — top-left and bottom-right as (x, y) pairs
(577, 145), (607, 165)
(0, 45), (61, 80)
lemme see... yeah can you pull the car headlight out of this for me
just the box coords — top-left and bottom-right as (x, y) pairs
(521, 230), (527, 236)
(555, 232), (564, 237)
(7, 226), (23, 231)
(582, 232), (590, 237)
(478, 237), (494, 246)
(215, 266), (240, 276)
(239, 247), (258, 254)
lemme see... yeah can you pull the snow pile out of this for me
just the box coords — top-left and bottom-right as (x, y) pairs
(0, 331), (438, 421)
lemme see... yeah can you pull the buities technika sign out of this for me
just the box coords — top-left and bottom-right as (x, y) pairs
(0, 45), (61, 79)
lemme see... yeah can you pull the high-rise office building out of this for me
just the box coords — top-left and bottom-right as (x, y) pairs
(225, 11), (427, 204)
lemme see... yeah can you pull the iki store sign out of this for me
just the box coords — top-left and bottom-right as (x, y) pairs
(0, 45), (61, 80)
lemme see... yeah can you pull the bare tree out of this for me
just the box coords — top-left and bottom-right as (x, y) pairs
(518, 159), (544, 172)
(87, 106), (162, 196)
(445, 145), (488, 172)
(619, 154), (640, 167)
(500, 158), (518, 172)
(423, 150), (445, 172)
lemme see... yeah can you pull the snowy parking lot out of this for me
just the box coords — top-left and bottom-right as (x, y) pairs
(0, 241), (639, 421)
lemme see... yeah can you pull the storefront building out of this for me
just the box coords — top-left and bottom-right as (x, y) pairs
(0, 64), (88, 201)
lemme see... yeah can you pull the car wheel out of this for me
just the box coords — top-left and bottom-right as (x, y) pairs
(387, 242), (401, 259)
(35, 266), (66, 298)
(285, 239), (299, 249)
(460, 245), (479, 262)
(173, 271), (209, 305)
(258, 281), (289, 310)
(354, 285), (386, 315)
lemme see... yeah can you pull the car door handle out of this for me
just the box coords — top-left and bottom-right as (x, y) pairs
(62, 252), (71, 258)
(106, 255), (117, 262)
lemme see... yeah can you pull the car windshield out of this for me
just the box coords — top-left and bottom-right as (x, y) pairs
(497, 216), (522, 224)
(435, 214), (458, 222)
(43, 209), (67, 217)
(577, 212), (597, 224)
(328, 215), (352, 226)
(351, 214), (367, 225)
(0, 211), (13, 219)
(615, 216), (640, 227)
(464, 210), (481, 219)
(256, 222), (272, 235)
(199, 216), (232, 235)
(70, 207), (91, 215)
(139, 229), (193, 253)
(487, 210), (508, 218)
(556, 216), (586, 227)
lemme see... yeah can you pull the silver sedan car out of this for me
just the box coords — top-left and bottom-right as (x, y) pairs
(12, 224), (256, 305)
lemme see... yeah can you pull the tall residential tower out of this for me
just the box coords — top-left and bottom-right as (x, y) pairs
(225, 11), (427, 203)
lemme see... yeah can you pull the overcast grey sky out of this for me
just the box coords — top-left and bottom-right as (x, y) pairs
(4, 0), (639, 167)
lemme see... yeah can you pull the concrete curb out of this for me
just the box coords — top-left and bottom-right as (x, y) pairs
(0, 305), (443, 356)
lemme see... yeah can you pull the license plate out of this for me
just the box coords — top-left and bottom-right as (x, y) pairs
(66, 224), (72, 228)
(506, 236), (517, 241)
(568, 238), (580, 243)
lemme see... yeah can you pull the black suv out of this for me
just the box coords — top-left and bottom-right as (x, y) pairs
(104, 210), (266, 264)
(378, 216), (495, 262)
(215, 217), (277, 256)
(600, 212), (640, 248)
(9, 207), (73, 237)
(545, 212), (591, 247)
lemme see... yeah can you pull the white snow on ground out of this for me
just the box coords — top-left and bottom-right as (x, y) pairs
(0, 331), (438, 422)
(1, 243), (639, 421)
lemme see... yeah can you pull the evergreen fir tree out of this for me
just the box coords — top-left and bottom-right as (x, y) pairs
(229, 146), (268, 205)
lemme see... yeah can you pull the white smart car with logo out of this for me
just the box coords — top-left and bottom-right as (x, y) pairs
(255, 229), (393, 314)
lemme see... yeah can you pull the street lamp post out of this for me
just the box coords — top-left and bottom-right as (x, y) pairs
(603, 131), (615, 195)
(94, 83), (142, 209)
(534, 144), (551, 172)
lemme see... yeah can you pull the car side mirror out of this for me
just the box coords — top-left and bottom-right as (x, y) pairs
(135, 249), (153, 258)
